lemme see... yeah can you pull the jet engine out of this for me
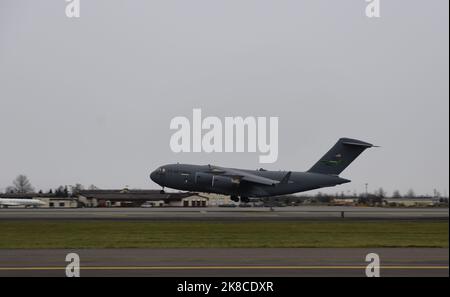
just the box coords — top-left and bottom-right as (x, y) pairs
(195, 172), (214, 186)
(195, 173), (239, 191)
(211, 175), (239, 191)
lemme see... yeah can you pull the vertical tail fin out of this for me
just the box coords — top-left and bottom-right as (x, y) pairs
(308, 138), (375, 175)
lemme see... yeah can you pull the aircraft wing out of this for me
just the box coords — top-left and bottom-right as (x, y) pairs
(207, 166), (279, 186)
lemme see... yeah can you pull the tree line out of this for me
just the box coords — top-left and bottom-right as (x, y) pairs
(1, 175), (98, 197)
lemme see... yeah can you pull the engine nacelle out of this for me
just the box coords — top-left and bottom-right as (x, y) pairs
(195, 172), (239, 191)
(195, 172), (214, 187)
(211, 175), (239, 191)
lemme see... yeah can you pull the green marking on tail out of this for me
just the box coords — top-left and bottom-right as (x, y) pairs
(321, 159), (343, 166)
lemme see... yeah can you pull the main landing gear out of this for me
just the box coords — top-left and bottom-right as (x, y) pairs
(230, 196), (249, 203)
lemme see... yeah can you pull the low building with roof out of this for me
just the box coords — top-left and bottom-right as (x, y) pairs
(383, 197), (439, 207)
(77, 189), (207, 207)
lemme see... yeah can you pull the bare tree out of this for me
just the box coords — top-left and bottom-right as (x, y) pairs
(433, 189), (441, 198)
(392, 190), (402, 198)
(406, 189), (416, 198)
(88, 184), (99, 190)
(375, 187), (387, 198)
(71, 184), (84, 195)
(10, 175), (34, 193)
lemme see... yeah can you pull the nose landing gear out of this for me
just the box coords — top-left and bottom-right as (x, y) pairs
(160, 187), (165, 194)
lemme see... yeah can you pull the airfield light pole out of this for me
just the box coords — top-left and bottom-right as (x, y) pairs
(365, 183), (369, 198)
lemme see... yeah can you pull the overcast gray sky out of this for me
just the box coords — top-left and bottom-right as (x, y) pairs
(0, 0), (448, 196)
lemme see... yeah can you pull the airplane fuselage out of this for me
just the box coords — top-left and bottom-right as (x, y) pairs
(150, 138), (375, 201)
(150, 164), (350, 198)
(0, 198), (45, 208)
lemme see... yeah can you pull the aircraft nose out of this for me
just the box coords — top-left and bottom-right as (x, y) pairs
(150, 170), (159, 183)
(150, 171), (156, 182)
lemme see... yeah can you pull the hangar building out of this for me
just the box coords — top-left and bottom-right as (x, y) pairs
(77, 189), (208, 207)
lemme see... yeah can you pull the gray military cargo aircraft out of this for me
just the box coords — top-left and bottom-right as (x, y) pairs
(150, 138), (376, 203)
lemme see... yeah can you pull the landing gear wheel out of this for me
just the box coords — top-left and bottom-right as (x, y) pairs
(240, 197), (249, 203)
(230, 195), (239, 203)
(160, 187), (165, 194)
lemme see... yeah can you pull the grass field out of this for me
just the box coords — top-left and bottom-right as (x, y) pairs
(0, 220), (448, 249)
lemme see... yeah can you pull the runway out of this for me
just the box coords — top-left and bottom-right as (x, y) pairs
(0, 206), (448, 221)
(0, 248), (447, 277)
